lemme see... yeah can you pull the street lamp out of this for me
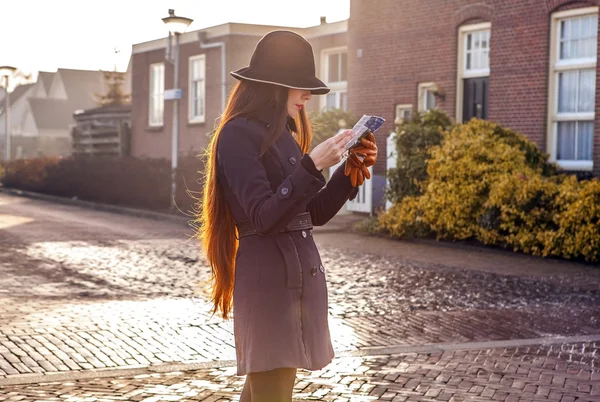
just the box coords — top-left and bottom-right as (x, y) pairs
(0, 65), (16, 162)
(162, 9), (193, 210)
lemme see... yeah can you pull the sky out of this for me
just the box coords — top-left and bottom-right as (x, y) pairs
(0, 0), (350, 79)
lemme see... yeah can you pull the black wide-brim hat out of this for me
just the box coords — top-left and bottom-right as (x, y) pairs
(231, 30), (330, 95)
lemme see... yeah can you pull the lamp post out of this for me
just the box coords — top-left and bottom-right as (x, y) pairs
(0, 66), (16, 162)
(162, 9), (193, 210)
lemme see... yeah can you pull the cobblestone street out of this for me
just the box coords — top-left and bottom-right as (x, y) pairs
(1, 192), (599, 400)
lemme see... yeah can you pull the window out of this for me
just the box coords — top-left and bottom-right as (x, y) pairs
(395, 104), (413, 124)
(321, 47), (348, 110)
(149, 63), (165, 126)
(189, 55), (206, 123)
(325, 91), (347, 110)
(418, 83), (437, 112)
(464, 29), (490, 75)
(548, 8), (598, 169)
(326, 51), (348, 83)
(456, 23), (491, 122)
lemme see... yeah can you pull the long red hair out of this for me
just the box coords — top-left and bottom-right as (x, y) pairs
(196, 80), (313, 319)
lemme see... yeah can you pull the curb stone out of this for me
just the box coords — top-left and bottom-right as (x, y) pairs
(1, 334), (599, 386)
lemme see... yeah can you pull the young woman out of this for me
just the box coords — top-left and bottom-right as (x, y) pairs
(198, 30), (378, 401)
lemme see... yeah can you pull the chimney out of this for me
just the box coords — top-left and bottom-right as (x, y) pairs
(320, 16), (327, 25)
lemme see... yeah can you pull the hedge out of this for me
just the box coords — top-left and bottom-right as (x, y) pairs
(0, 154), (205, 214)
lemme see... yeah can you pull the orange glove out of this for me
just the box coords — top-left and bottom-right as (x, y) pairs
(344, 131), (378, 187)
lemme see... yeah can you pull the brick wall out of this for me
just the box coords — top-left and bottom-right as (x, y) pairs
(349, 0), (600, 176)
(131, 28), (347, 160)
(130, 37), (255, 159)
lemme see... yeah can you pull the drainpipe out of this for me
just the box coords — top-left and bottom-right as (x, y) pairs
(198, 31), (226, 115)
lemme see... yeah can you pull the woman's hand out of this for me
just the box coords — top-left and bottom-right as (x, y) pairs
(351, 132), (378, 167)
(309, 130), (354, 171)
(345, 131), (378, 186)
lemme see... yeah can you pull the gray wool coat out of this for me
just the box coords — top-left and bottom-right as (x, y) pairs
(216, 108), (359, 376)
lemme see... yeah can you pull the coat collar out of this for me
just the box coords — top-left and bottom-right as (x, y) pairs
(254, 107), (298, 133)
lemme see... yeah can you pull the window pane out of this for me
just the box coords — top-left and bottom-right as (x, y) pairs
(191, 79), (204, 118)
(325, 92), (337, 109)
(192, 59), (199, 79)
(194, 58), (205, 79)
(473, 32), (481, 51)
(557, 121), (594, 161)
(558, 71), (578, 113)
(578, 69), (596, 112)
(577, 121), (594, 160)
(557, 121), (577, 160)
(465, 30), (490, 71)
(560, 15), (598, 60)
(328, 54), (339, 82)
(340, 91), (348, 111)
(582, 15), (591, 38)
(425, 89), (436, 110)
(560, 19), (568, 41)
(560, 38), (570, 60)
(149, 64), (164, 125)
(340, 52), (348, 81)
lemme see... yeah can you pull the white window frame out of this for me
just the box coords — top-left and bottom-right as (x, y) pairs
(188, 55), (206, 124)
(456, 22), (491, 122)
(320, 46), (348, 110)
(418, 82), (437, 112)
(395, 104), (413, 124)
(547, 7), (598, 171)
(149, 63), (165, 127)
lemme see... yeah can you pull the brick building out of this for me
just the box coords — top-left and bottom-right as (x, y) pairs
(349, 0), (600, 182)
(130, 19), (348, 159)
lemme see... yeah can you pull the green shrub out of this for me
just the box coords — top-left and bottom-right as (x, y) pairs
(385, 109), (453, 205)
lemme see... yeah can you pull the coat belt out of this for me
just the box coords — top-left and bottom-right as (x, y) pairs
(236, 212), (313, 238)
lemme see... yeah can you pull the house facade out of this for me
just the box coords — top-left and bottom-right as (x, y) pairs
(130, 18), (348, 159)
(0, 69), (111, 159)
(349, 0), (600, 180)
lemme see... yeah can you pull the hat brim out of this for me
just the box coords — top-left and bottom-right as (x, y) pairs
(231, 67), (330, 95)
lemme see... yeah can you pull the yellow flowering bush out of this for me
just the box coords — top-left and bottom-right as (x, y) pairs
(479, 170), (561, 256)
(548, 177), (600, 262)
(380, 116), (600, 262)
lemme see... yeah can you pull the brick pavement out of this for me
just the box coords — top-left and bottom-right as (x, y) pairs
(2, 193), (600, 400)
(0, 341), (598, 401)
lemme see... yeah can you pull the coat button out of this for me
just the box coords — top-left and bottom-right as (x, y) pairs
(289, 156), (296, 165)
(319, 264), (325, 273)
(311, 267), (317, 276)
(280, 187), (289, 196)
(302, 230), (307, 238)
